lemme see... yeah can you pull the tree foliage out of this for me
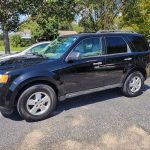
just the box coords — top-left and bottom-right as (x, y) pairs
(0, 0), (149, 54)
(11, 34), (22, 47)
(71, 22), (84, 33)
(0, 0), (44, 53)
(121, 0), (150, 38)
(0, 33), (3, 40)
(76, 0), (128, 32)
(20, 0), (77, 41)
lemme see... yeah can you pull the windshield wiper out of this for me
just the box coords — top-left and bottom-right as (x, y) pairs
(32, 52), (46, 58)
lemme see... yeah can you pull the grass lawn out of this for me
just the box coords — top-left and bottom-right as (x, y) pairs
(0, 45), (27, 52)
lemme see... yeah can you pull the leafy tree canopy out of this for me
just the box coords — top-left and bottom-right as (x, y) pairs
(20, 0), (78, 41)
(121, 0), (150, 38)
(0, 0), (45, 53)
(76, 0), (128, 32)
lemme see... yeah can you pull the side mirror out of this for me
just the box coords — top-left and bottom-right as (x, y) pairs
(66, 52), (81, 62)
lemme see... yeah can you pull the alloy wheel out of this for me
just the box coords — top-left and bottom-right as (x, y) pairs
(26, 92), (51, 116)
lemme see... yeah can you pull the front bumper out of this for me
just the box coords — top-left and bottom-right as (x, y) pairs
(0, 84), (14, 114)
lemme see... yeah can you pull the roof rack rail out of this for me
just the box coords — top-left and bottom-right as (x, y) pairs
(96, 30), (137, 34)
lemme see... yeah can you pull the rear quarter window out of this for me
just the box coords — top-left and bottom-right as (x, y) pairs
(128, 36), (149, 52)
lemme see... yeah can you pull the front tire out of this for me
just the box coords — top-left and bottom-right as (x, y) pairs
(122, 71), (144, 97)
(17, 84), (57, 121)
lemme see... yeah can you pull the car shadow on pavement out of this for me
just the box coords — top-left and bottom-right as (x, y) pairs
(1, 108), (23, 121)
(54, 88), (122, 115)
(142, 84), (150, 92)
(52, 84), (150, 118)
(1, 84), (150, 122)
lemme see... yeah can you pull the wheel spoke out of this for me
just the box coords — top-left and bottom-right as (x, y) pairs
(35, 92), (42, 100)
(130, 82), (135, 87)
(133, 77), (136, 83)
(132, 86), (136, 92)
(136, 78), (140, 83)
(135, 83), (140, 89)
(42, 95), (50, 105)
(40, 105), (47, 111)
(30, 105), (39, 114)
(27, 99), (36, 105)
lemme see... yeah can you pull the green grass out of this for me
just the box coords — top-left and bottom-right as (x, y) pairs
(0, 45), (27, 52)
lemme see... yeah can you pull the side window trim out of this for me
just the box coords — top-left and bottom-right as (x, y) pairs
(67, 37), (103, 60)
(104, 36), (131, 55)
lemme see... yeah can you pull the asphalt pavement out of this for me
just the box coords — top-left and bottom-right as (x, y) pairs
(0, 79), (150, 150)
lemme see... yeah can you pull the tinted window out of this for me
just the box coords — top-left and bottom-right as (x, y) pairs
(129, 36), (149, 52)
(106, 37), (127, 54)
(74, 38), (102, 58)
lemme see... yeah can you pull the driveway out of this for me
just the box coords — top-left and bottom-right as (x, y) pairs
(0, 79), (150, 150)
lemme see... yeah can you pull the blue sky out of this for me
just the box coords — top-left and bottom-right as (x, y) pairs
(20, 15), (28, 22)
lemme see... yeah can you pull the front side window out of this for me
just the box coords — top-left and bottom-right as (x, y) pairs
(106, 37), (128, 54)
(74, 37), (102, 58)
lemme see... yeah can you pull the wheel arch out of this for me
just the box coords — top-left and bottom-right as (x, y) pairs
(14, 79), (59, 106)
(122, 67), (147, 86)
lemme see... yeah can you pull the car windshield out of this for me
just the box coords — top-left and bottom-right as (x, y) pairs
(38, 36), (77, 59)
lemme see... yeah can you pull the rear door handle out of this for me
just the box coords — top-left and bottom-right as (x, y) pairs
(124, 58), (132, 61)
(93, 62), (103, 65)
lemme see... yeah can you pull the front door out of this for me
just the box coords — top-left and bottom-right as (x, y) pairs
(61, 37), (106, 94)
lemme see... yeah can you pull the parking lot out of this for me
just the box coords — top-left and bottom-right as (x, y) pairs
(0, 79), (150, 150)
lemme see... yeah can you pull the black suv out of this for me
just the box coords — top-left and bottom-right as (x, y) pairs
(0, 31), (150, 121)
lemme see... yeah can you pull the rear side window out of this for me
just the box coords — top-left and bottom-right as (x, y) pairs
(105, 37), (128, 54)
(129, 36), (149, 52)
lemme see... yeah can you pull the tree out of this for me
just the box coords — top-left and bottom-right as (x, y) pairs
(20, 0), (77, 41)
(0, 0), (44, 54)
(33, 17), (59, 41)
(76, 0), (131, 32)
(121, 0), (150, 38)
(0, 33), (3, 40)
(71, 22), (84, 33)
(0, 1), (20, 54)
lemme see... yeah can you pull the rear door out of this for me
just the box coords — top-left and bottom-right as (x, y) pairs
(104, 36), (135, 86)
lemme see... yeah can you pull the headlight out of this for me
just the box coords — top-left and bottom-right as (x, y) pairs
(0, 75), (9, 83)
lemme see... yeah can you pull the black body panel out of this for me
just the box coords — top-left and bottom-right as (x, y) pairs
(0, 32), (150, 114)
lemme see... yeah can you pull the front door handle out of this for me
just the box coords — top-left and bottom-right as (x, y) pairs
(124, 58), (132, 61)
(93, 62), (103, 65)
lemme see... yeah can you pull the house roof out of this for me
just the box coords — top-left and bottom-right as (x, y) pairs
(16, 29), (31, 39)
(58, 30), (77, 36)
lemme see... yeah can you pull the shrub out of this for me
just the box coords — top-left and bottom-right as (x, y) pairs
(0, 40), (4, 46)
(11, 34), (22, 47)
(20, 40), (31, 47)
(0, 33), (3, 40)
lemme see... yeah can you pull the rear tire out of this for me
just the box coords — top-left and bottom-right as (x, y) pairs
(122, 71), (144, 97)
(17, 84), (57, 121)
